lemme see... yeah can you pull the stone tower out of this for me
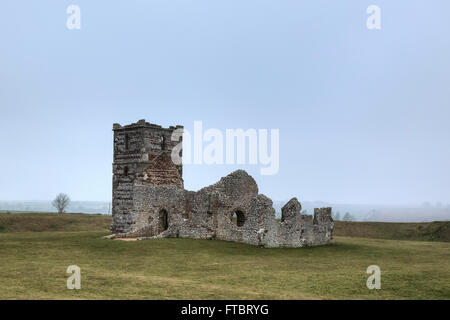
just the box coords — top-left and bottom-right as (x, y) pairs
(111, 119), (184, 233)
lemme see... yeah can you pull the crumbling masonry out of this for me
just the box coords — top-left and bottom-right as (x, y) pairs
(111, 120), (333, 247)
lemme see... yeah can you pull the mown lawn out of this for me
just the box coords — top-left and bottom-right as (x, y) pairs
(0, 231), (448, 299)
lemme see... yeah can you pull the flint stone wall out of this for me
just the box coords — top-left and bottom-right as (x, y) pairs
(113, 170), (333, 248)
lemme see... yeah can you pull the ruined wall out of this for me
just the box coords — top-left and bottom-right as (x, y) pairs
(111, 120), (334, 248)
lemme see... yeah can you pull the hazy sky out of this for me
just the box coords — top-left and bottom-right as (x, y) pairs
(1, 1), (449, 205)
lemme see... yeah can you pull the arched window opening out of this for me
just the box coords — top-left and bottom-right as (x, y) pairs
(232, 210), (245, 227)
(123, 166), (129, 176)
(159, 209), (169, 232)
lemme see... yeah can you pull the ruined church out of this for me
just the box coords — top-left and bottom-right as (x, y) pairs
(110, 120), (333, 247)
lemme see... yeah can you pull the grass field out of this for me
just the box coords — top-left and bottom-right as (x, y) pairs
(0, 212), (449, 299)
(334, 220), (450, 242)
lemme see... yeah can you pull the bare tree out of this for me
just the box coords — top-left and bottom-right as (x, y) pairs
(333, 211), (341, 221)
(52, 193), (70, 214)
(343, 212), (354, 221)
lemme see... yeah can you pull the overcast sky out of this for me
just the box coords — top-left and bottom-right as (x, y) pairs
(1, 1), (449, 205)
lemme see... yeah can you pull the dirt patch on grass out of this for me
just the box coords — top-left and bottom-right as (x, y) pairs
(115, 238), (138, 241)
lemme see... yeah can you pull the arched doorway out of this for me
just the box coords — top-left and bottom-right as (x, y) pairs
(232, 210), (245, 227)
(159, 209), (169, 232)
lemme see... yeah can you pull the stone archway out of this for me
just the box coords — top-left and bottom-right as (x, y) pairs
(159, 209), (169, 233)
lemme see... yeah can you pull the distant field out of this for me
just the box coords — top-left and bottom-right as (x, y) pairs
(0, 212), (111, 233)
(0, 212), (449, 299)
(334, 220), (450, 242)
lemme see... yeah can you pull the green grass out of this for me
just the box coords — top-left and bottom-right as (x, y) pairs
(0, 212), (449, 299)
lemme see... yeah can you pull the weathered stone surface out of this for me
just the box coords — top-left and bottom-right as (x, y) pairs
(111, 120), (334, 248)
(281, 197), (302, 222)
